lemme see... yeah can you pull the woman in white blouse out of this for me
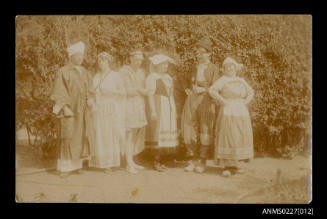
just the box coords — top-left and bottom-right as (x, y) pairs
(209, 57), (254, 177)
(88, 52), (126, 173)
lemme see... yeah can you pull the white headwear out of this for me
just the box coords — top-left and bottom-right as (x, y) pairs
(149, 54), (175, 65)
(223, 57), (243, 71)
(130, 50), (144, 60)
(98, 51), (113, 62)
(66, 41), (85, 57)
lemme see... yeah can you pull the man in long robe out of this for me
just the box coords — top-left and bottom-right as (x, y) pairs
(50, 41), (91, 178)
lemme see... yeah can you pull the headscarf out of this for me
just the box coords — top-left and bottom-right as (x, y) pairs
(67, 41), (85, 57)
(196, 38), (212, 52)
(149, 54), (175, 65)
(130, 50), (144, 60)
(223, 57), (243, 71)
(97, 51), (113, 63)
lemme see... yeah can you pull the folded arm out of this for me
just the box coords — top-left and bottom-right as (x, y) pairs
(241, 79), (254, 105)
(146, 75), (158, 120)
(208, 78), (228, 106)
(209, 87), (228, 106)
(193, 84), (207, 94)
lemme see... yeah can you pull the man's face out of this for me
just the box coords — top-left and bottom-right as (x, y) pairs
(196, 48), (210, 63)
(70, 53), (84, 66)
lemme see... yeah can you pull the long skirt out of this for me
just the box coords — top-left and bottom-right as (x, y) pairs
(88, 100), (121, 169)
(57, 115), (89, 172)
(57, 116), (89, 172)
(214, 106), (254, 168)
(145, 95), (178, 155)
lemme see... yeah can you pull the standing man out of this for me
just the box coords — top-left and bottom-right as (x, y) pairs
(50, 41), (91, 178)
(181, 38), (221, 173)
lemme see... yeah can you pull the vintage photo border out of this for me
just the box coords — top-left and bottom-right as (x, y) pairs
(8, 6), (321, 216)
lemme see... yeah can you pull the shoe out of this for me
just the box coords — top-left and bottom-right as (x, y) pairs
(236, 168), (245, 174)
(153, 162), (165, 172)
(103, 168), (112, 174)
(184, 162), (195, 172)
(126, 166), (138, 174)
(222, 170), (232, 177)
(160, 164), (168, 169)
(133, 163), (145, 170)
(59, 172), (70, 178)
(194, 165), (206, 173)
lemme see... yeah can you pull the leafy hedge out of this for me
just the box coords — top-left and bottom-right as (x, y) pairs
(16, 15), (312, 158)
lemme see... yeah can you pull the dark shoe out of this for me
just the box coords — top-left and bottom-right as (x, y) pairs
(75, 169), (84, 175)
(200, 158), (207, 165)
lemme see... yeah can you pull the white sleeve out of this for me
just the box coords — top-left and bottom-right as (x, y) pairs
(209, 77), (228, 105)
(209, 76), (226, 93)
(116, 73), (127, 96)
(146, 74), (157, 95)
(93, 74), (100, 94)
(239, 78), (254, 96)
(53, 103), (64, 114)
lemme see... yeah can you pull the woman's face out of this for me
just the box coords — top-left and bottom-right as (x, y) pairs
(70, 53), (84, 65)
(156, 61), (169, 73)
(108, 59), (117, 71)
(130, 56), (143, 69)
(196, 48), (210, 63)
(98, 57), (109, 72)
(223, 63), (237, 77)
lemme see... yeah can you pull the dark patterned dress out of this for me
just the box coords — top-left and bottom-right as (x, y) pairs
(145, 72), (178, 153)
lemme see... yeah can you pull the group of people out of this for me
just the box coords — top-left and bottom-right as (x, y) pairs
(50, 38), (254, 178)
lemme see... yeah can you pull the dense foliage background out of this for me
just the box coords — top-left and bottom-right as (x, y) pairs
(16, 15), (311, 159)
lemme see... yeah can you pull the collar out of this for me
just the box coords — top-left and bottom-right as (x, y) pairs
(74, 65), (83, 72)
(67, 63), (83, 74)
(127, 65), (142, 73)
(198, 61), (210, 66)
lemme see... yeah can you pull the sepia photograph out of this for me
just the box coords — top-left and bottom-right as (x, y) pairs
(15, 15), (312, 203)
